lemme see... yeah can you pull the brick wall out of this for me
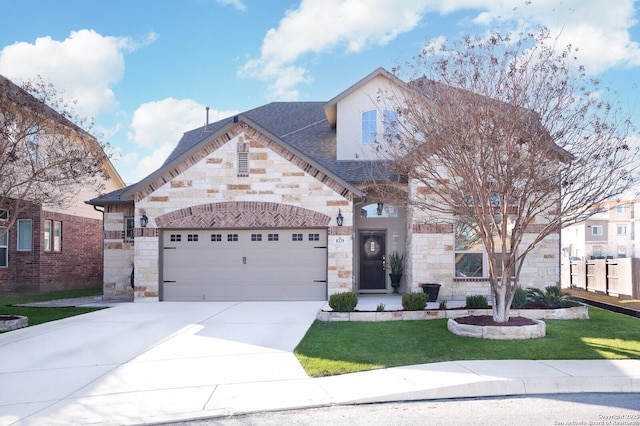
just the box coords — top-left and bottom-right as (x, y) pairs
(0, 206), (103, 293)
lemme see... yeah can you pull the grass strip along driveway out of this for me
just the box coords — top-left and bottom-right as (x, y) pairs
(0, 289), (104, 331)
(294, 307), (640, 377)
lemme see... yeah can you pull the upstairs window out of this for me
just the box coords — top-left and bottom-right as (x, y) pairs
(591, 225), (603, 236)
(361, 110), (377, 143)
(361, 109), (399, 144)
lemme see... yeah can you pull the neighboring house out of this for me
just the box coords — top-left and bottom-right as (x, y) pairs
(562, 199), (639, 260)
(87, 68), (559, 302)
(0, 76), (125, 293)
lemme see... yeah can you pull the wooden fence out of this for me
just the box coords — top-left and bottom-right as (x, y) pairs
(561, 258), (640, 299)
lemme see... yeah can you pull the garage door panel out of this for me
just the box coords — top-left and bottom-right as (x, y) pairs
(162, 228), (327, 301)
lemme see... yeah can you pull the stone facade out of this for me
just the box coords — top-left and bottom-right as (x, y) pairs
(129, 128), (354, 301)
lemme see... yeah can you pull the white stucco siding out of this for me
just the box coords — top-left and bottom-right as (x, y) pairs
(336, 75), (399, 161)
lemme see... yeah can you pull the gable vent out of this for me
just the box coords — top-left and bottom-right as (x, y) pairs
(237, 152), (249, 176)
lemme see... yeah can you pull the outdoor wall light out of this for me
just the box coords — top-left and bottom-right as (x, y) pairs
(140, 211), (149, 228)
(377, 201), (384, 216)
(336, 209), (344, 226)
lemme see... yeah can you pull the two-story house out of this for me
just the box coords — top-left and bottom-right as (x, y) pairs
(562, 199), (638, 260)
(87, 68), (560, 302)
(0, 75), (125, 293)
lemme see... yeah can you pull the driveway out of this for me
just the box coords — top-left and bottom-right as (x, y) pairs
(0, 301), (325, 425)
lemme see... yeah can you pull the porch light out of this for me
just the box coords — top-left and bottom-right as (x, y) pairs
(140, 212), (149, 228)
(377, 202), (384, 216)
(336, 209), (344, 226)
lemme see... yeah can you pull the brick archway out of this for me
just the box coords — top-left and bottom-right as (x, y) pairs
(154, 201), (332, 228)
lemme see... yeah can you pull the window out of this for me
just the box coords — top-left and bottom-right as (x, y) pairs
(0, 210), (7, 221)
(617, 204), (627, 213)
(268, 233), (279, 241)
(26, 133), (39, 163)
(44, 220), (52, 251)
(53, 221), (61, 252)
(618, 247), (627, 258)
(17, 219), (32, 251)
(454, 217), (515, 278)
(617, 225), (627, 235)
(593, 247), (603, 258)
(124, 218), (135, 241)
(360, 203), (398, 218)
(308, 233), (320, 241)
(361, 110), (377, 143)
(251, 234), (262, 242)
(187, 234), (198, 242)
(382, 109), (398, 141)
(0, 228), (7, 267)
(227, 234), (238, 242)
(591, 225), (603, 236)
(170, 234), (182, 242)
(211, 234), (222, 242)
(292, 233), (303, 241)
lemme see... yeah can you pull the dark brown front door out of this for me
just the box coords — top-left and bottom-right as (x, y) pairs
(359, 230), (386, 290)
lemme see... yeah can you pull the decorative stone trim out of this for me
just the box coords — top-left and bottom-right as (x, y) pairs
(155, 201), (331, 229)
(134, 122), (354, 202)
(412, 223), (454, 234)
(447, 318), (546, 340)
(316, 304), (588, 322)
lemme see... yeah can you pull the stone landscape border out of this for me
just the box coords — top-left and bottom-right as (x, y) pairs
(447, 318), (547, 340)
(316, 304), (589, 322)
(0, 315), (28, 332)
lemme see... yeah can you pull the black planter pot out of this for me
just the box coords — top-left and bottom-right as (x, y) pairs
(389, 273), (402, 293)
(421, 283), (441, 302)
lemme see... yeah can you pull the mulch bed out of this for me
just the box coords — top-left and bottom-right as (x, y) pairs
(454, 315), (538, 326)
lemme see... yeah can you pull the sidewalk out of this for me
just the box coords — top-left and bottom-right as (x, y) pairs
(0, 300), (638, 425)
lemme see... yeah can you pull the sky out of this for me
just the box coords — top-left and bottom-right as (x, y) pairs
(1, 0), (640, 184)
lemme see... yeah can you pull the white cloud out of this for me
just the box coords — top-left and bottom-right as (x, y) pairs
(216, 0), (246, 11)
(241, 0), (640, 99)
(122, 98), (237, 183)
(239, 0), (430, 99)
(0, 29), (156, 118)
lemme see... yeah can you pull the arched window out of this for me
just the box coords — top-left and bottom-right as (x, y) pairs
(360, 203), (398, 218)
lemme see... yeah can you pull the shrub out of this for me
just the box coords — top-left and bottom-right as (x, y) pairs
(376, 303), (386, 312)
(527, 286), (581, 308)
(466, 294), (489, 309)
(510, 286), (528, 309)
(328, 292), (358, 312)
(402, 292), (428, 311)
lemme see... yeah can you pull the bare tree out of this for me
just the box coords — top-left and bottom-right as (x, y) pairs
(374, 28), (638, 322)
(0, 75), (110, 236)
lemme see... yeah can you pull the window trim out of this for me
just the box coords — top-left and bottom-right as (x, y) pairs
(44, 220), (52, 251)
(17, 219), (32, 251)
(53, 220), (61, 252)
(0, 227), (7, 268)
(125, 217), (135, 241)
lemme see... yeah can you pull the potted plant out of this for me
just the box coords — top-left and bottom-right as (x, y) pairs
(388, 251), (405, 293)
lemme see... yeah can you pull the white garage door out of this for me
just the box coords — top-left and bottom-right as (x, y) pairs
(161, 229), (327, 301)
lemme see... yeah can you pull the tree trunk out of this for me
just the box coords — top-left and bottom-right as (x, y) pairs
(491, 275), (516, 323)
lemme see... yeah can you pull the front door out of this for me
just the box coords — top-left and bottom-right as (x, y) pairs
(359, 230), (386, 290)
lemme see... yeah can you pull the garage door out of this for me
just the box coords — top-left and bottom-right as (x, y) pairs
(161, 229), (327, 301)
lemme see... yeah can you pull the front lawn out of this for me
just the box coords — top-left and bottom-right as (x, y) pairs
(0, 289), (104, 331)
(294, 307), (640, 377)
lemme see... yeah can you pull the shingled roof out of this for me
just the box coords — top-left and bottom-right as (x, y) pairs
(87, 99), (394, 205)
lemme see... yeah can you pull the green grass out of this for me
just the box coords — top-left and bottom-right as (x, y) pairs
(0, 289), (104, 331)
(294, 307), (640, 377)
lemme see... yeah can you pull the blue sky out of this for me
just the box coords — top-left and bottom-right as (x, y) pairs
(2, 0), (640, 184)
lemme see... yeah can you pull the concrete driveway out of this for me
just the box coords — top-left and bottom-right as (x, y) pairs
(0, 301), (325, 425)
